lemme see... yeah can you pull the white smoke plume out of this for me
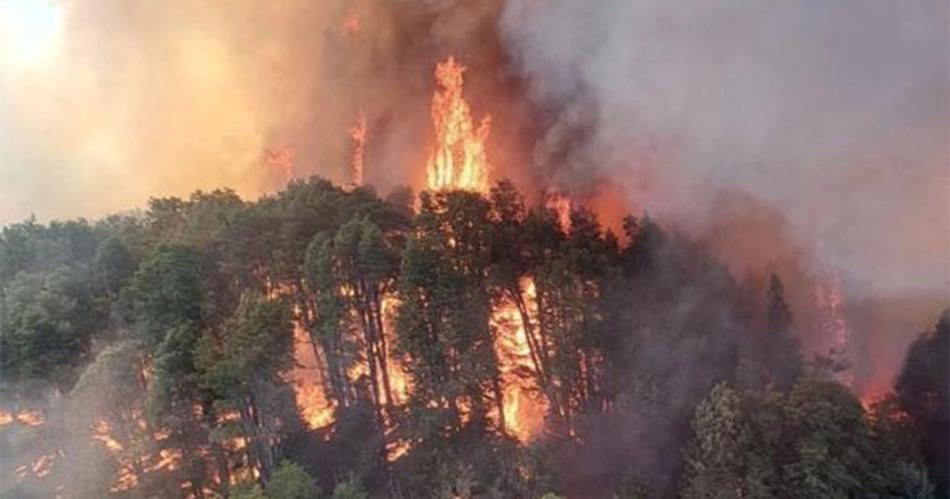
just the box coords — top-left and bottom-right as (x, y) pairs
(500, 0), (949, 301)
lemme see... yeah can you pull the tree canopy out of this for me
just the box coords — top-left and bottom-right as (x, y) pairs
(0, 177), (945, 499)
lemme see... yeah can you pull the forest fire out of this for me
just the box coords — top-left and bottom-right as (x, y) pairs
(0, 409), (44, 427)
(292, 323), (335, 430)
(816, 272), (853, 386)
(1, 3), (946, 497)
(349, 113), (367, 187)
(265, 147), (294, 183)
(425, 57), (492, 193)
(91, 420), (125, 452)
(546, 190), (573, 233)
(492, 278), (546, 442)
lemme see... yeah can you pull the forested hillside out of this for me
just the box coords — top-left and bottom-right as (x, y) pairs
(1, 178), (946, 498)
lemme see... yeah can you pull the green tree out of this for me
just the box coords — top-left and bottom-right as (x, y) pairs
(92, 234), (136, 296)
(330, 218), (399, 414)
(866, 397), (936, 499)
(896, 309), (949, 499)
(396, 190), (504, 436)
(303, 231), (358, 410)
(267, 460), (321, 499)
(231, 482), (269, 499)
(331, 474), (369, 499)
(70, 342), (154, 488)
(199, 292), (295, 484)
(680, 383), (777, 499)
(1, 266), (102, 391)
(120, 244), (203, 345)
(394, 190), (508, 493)
(780, 379), (876, 498)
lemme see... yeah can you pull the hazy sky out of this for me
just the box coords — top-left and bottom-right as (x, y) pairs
(1, 0), (947, 301)
(1, 1), (352, 224)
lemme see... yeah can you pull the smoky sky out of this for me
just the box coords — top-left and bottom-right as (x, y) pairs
(501, 0), (949, 299)
(2, 0), (948, 302)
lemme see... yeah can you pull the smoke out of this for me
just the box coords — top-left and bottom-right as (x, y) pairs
(500, 0), (949, 301)
(0, 0), (540, 226)
(3, 0), (946, 297)
(2, 0), (946, 399)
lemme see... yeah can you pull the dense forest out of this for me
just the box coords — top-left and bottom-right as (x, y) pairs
(1, 177), (947, 498)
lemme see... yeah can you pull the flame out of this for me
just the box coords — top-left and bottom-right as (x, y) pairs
(29, 452), (56, 478)
(546, 190), (573, 233)
(387, 438), (411, 462)
(381, 295), (414, 461)
(265, 146), (294, 184)
(381, 295), (411, 406)
(816, 272), (852, 385)
(91, 420), (125, 452)
(491, 278), (546, 442)
(859, 385), (890, 411)
(145, 448), (182, 473)
(90, 413), (187, 493)
(291, 323), (335, 430)
(111, 467), (139, 493)
(425, 56), (491, 193)
(349, 113), (367, 187)
(0, 409), (44, 427)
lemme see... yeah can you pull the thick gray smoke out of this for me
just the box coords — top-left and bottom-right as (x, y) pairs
(500, 0), (949, 301)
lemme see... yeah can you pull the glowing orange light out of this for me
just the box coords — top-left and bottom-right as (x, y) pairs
(381, 295), (411, 407)
(425, 56), (492, 193)
(91, 420), (125, 452)
(492, 278), (546, 442)
(349, 113), (367, 187)
(387, 438), (411, 462)
(291, 323), (335, 430)
(30, 453), (54, 477)
(546, 190), (573, 233)
(265, 146), (294, 184)
(0, 409), (44, 427)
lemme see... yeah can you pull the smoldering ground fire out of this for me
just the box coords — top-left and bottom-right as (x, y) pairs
(1, 0), (947, 498)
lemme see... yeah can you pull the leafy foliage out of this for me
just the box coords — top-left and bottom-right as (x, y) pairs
(0, 177), (944, 499)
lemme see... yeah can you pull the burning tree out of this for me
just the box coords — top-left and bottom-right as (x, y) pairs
(1, 46), (945, 499)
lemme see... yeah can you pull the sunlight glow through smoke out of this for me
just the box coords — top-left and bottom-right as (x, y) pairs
(0, 0), (64, 67)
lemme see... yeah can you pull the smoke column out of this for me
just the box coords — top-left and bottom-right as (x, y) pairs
(2, 0), (947, 388)
(501, 0), (948, 297)
(499, 0), (949, 390)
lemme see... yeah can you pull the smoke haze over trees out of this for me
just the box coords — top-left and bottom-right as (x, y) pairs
(1, 178), (946, 498)
(1, 0), (947, 497)
(1, 0), (945, 397)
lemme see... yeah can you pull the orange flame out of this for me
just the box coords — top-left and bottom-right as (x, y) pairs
(291, 323), (335, 430)
(91, 420), (125, 452)
(0, 409), (44, 427)
(382, 295), (411, 401)
(29, 453), (56, 478)
(349, 113), (367, 187)
(546, 190), (573, 233)
(265, 146), (294, 184)
(492, 278), (546, 442)
(859, 385), (891, 411)
(425, 57), (491, 193)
